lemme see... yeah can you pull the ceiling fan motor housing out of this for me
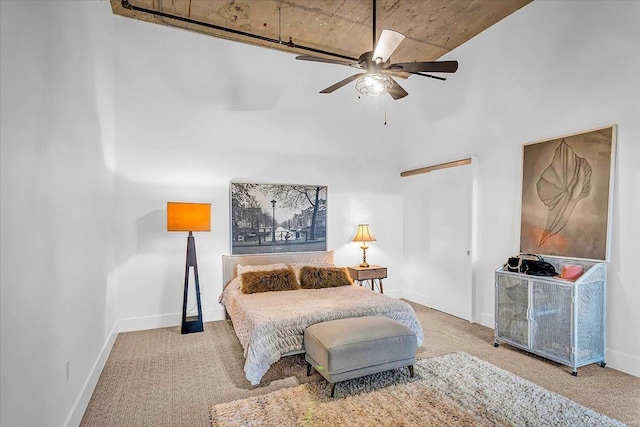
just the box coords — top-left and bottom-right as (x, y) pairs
(358, 51), (390, 73)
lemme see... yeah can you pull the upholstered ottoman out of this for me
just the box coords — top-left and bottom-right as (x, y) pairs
(304, 316), (417, 397)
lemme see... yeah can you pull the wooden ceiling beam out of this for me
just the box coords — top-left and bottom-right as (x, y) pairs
(400, 158), (471, 177)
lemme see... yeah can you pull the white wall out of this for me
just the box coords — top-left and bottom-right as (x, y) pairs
(398, 0), (640, 376)
(0, 1), (116, 426)
(111, 15), (408, 329)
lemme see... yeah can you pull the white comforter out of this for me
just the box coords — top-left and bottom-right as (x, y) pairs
(220, 280), (424, 385)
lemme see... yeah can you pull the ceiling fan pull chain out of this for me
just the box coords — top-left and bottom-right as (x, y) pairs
(384, 98), (387, 125)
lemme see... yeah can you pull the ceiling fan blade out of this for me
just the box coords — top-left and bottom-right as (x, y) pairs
(388, 77), (408, 100)
(383, 70), (409, 79)
(296, 55), (360, 69)
(319, 73), (365, 94)
(388, 61), (459, 74)
(409, 71), (447, 81)
(372, 29), (405, 63)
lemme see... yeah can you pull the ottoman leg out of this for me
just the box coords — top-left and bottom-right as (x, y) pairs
(408, 365), (414, 378)
(306, 362), (312, 376)
(330, 382), (337, 398)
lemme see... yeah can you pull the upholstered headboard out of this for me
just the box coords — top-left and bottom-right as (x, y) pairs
(222, 251), (334, 288)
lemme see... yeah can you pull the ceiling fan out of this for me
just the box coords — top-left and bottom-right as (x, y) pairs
(295, 0), (458, 100)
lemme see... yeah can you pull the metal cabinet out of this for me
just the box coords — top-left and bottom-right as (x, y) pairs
(494, 257), (606, 375)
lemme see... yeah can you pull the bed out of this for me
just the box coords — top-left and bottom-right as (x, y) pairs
(219, 251), (424, 385)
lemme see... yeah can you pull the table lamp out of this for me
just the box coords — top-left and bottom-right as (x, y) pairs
(167, 202), (211, 334)
(352, 224), (376, 268)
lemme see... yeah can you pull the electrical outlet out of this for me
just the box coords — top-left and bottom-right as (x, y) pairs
(65, 361), (70, 382)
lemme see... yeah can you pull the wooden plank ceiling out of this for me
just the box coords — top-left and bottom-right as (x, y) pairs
(110, 0), (532, 64)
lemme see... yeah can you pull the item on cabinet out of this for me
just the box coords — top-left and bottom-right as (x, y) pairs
(506, 253), (542, 272)
(522, 260), (556, 276)
(506, 254), (557, 276)
(560, 264), (584, 281)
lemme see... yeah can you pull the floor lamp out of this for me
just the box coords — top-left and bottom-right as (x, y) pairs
(167, 202), (211, 334)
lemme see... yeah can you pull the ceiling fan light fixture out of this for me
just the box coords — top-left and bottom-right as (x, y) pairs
(355, 73), (393, 96)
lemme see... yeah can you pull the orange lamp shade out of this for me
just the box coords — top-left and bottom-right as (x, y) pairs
(352, 224), (376, 242)
(167, 202), (211, 232)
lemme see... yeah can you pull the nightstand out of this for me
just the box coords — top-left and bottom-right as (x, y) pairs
(347, 265), (387, 294)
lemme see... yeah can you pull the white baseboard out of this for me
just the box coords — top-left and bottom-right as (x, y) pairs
(380, 289), (403, 299)
(65, 322), (118, 427)
(118, 307), (226, 332)
(118, 313), (181, 333)
(395, 289), (431, 308)
(606, 348), (640, 378)
(479, 312), (494, 329)
(357, 288), (422, 304)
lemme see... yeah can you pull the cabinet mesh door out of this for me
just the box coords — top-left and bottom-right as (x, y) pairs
(530, 280), (572, 363)
(496, 274), (528, 347)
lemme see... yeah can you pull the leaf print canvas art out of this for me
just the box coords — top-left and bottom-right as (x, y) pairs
(520, 126), (616, 260)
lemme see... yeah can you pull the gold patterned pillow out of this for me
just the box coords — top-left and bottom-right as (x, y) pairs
(299, 267), (353, 289)
(240, 268), (299, 294)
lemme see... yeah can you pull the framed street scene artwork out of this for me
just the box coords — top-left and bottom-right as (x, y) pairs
(520, 125), (616, 261)
(230, 182), (327, 255)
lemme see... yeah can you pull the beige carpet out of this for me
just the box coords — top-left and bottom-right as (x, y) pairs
(210, 352), (625, 426)
(81, 302), (640, 426)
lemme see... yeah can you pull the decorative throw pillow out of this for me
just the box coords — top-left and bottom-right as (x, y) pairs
(290, 262), (335, 285)
(236, 263), (288, 277)
(299, 266), (353, 289)
(240, 268), (299, 294)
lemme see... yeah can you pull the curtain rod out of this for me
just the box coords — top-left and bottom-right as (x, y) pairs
(120, 0), (358, 62)
(400, 158), (471, 177)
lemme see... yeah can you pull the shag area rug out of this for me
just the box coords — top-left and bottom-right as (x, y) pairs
(210, 352), (625, 426)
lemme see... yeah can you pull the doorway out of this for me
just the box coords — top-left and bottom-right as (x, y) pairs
(402, 159), (475, 321)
